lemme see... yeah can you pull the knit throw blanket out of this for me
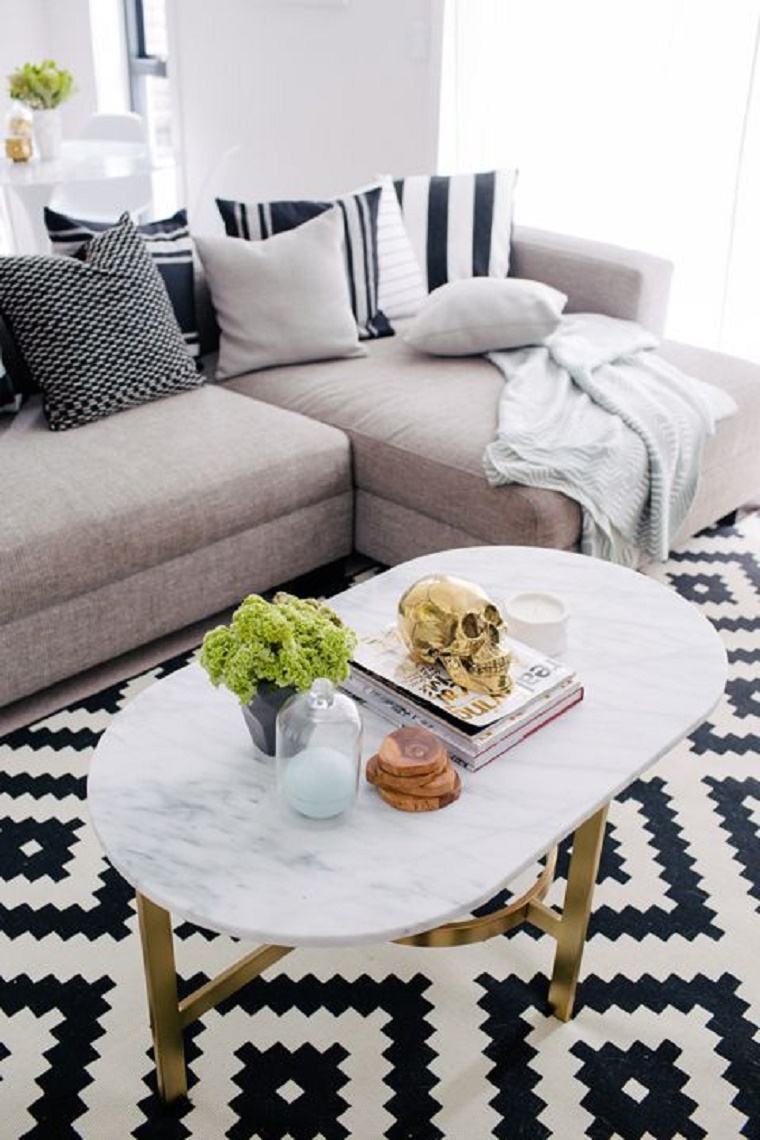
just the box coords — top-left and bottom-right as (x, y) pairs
(483, 314), (737, 566)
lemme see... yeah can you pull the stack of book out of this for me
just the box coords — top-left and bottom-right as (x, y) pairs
(342, 625), (583, 771)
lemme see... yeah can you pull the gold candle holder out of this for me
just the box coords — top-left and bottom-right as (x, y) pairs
(5, 136), (33, 162)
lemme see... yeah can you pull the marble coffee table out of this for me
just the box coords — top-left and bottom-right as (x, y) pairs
(87, 546), (727, 1103)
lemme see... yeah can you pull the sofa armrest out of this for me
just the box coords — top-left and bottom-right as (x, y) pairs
(510, 224), (673, 335)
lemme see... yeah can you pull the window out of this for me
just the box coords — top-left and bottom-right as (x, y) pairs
(124, 0), (173, 154)
(439, 0), (760, 363)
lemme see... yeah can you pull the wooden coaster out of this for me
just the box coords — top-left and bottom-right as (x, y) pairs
(366, 725), (462, 812)
(367, 753), (458, 797)
(375, 751), (449, 781)
(376, 725), (448, 777)
(378, 770), (461, 813)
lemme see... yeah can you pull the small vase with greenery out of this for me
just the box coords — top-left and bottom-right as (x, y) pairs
(9, 59), (76, 161)
(200, 592), (358, 756)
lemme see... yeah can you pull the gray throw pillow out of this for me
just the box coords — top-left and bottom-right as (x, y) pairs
(0, 214), (202, 431)
(405, 277), (568, 356)
(195, 208), (364, 379)
(216, 183), (392, 340)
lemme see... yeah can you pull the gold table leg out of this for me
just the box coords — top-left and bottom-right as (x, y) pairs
(397, 803), (610, 1022)
(135, 891), (293, 1105)
(541, 804), (609, 1021)
(136, 892), (187, 1104)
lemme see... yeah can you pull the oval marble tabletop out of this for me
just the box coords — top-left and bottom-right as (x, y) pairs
(87, 546), (727, 948)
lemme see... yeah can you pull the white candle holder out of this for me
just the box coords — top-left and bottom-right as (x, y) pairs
(502, 591), (569, 658)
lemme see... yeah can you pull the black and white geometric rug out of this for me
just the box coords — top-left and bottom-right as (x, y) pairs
(1, 520), (759, 1139)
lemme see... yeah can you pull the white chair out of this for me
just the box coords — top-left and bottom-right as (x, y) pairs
(78, 113), (146, 142)
(49, 112), (154, 223)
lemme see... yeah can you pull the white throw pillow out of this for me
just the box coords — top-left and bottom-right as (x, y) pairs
(194, 208), (364, 379)
(404, 277), (568, 356)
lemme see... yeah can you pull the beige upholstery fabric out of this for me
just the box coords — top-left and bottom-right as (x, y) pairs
(353, 491), (579, 568)
(661, 340), (760, 540)
(510, 225), (674, 336)
(221, 329), (582, 554)
(0, 494), (353, 707)
(1, 386), (352, 626)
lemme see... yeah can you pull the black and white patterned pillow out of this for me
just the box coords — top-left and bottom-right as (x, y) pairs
(44, 206), (200, 360)
(393, 169), (518, 293)
(0, 214), (202, 431)
(216, 185), (392, 339)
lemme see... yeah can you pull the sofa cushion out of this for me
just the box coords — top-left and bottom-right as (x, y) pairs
(195, 209), (364, 378)
(404, 277), (567, 356)
(0, 214), (201, 430)
(44, 206), (201, 360)
(0, 385), (352, 626)
(393, 169), (519, 293)
(217, 183), (391, 340)
(220, 326), (582, 550)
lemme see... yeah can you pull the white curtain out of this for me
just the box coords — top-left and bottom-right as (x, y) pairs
(439, 0), (760, 362)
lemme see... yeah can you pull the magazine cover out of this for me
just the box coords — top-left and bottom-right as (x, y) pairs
(351, 624), (576, 731)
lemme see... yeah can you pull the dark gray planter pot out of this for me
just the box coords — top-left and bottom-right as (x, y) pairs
(240, 682), (296, 758)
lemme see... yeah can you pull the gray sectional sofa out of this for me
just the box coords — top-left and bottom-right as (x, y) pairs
(2, 224), (759, 714)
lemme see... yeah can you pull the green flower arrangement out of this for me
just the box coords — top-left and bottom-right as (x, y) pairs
(9, 59), (76, 110)
(200, 592), (357, 704)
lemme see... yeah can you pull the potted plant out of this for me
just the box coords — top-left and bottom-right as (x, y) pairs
(200, 592), (357, 757)
(8, 59), (76, 160)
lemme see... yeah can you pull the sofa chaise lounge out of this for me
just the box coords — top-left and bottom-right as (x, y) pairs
(1, 223), (759, 715)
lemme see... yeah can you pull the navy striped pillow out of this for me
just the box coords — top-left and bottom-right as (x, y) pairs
(393, 169), (518, 294)
(216, 186), (392, 339)
(0, 348), (20, 413)
(44, 207), (201, 360)
(0, 311), (33, 406)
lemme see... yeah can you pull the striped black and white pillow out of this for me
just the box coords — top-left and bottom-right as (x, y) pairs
(374, 175), (427, 320)
(44, 207), (201, 360)
(393, 169), (518, 294)
(216, 186), (392, 339)
(0, 214), (201, 430)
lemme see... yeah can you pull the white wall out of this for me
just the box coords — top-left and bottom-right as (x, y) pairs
(0, 0), (97, 131)
(169, 0), (445, 233)
(44, 0), (97, 134)
(0, 1), (48, 111)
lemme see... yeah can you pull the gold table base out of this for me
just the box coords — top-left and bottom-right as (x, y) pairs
(137, 804), (608, 1104)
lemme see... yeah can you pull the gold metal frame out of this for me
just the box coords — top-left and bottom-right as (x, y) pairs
(136, 804), (608, 1104)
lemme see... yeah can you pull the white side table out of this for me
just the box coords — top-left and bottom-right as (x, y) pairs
(0, 140), (172, 252)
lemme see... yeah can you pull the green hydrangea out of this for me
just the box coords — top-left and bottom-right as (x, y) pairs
(9, 60), (76, 110)
(199, 592), (357, 703)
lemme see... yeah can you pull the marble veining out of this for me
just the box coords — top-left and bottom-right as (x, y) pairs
(87, 546), (727, 948)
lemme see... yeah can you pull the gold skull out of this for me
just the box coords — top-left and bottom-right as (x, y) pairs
(397, 574), (513, 696)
